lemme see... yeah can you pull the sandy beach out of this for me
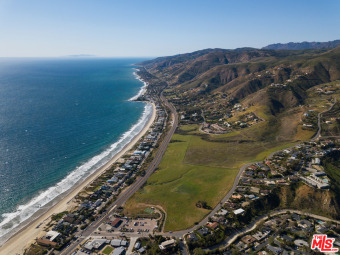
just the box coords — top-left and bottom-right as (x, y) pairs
(0, 102), (156, 255)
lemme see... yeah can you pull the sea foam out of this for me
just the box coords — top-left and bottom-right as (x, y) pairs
(0, 102), (153, 245)
(129, 69), (148, 101)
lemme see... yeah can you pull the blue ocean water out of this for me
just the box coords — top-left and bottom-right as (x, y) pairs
(0, 58), (151, 242)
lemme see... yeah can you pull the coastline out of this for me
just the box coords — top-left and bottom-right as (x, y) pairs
(0, 101), (156, 255)
(129, 69), (148, 101)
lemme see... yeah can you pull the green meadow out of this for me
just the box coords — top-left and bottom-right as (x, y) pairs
(125, 120), (299, 231)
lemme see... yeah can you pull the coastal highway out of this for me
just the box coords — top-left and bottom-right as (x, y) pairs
(61, 94), (178, 255)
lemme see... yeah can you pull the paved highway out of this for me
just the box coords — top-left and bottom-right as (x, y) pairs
(60, 90), (334, 254)
(61, 94), (178, 254)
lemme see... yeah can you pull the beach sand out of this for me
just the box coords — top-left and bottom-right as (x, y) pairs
(0, 102), (156, 255)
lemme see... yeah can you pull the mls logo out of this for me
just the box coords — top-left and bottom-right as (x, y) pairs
(311, 234), (339, 252)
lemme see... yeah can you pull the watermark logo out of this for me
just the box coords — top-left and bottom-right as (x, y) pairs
(311, 234), (338, 252)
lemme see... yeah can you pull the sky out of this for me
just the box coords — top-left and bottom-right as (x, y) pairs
(0, 0), (339, 57)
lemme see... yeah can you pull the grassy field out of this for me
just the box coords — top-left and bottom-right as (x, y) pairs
(102, 246), (114, 255)
(124, 84), (334, 231)
(125, 116), (301, 231)
(125, 131), (239, 231)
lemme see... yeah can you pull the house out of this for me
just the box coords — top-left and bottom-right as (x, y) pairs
(250, 187), (260, 193)
(237, 187), (247, 192)
(111, 218), (123, 228)
(240, 179), (251, 185)
(232, 194), (243, 200)
(253, 230), (270, 241)
(298, 219), (313, 229)
(225, 202), (237, 209)
(197, 227), (210, 236)
(187, 233), (199, 242)
(134, 242), (141, 249)
(216, 209), (228, 216)
(159, 239), (176, 250)
(245, 170), (255, 176)
(80, 201), (91, 208)
(260, 190), (270, 196)
(241, 235), (256, 245)
(281, 234), (294, 242)
(63, 216), (75, 224)
(242, 201), (250, 207)
(312, 158), (321, 165)
(36, 238), (57, 248)
(138, 247), (145, 253)
(248, 194), (256, 199)
(316, 226), (327, 233)
(235, 241), (247, 251)
(111, 239), (127, 247)
(258, 172), (266, 178)
(113, 246), (125, 255)
(212, 216), (227, 224)
(265, 180), (275, 185)
(294, 239), (309, 247)
(248, 165), (257, 171)
(276, 179), (288, 185)
(44, 231), (60, 242)
(84, 239), (108, 251)
(94, 199), (103, 207)
(267, 245), (282, 254)
(253, 179), (263, 185)
(233, 208), (245, 215)
(207, 222), (219, 230)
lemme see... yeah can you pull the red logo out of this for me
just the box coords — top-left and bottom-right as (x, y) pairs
(311, 234), (338, 252)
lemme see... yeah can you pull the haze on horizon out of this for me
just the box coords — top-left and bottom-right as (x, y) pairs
(0, 0), (339, 58)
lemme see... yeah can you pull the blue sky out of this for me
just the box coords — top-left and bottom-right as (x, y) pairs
(0, 0), (339, 57)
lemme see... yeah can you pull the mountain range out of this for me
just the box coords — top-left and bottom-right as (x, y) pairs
(140, 46), (340, 114)
(262, 39), (340, 50)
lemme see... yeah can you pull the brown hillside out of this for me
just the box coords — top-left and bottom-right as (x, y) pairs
(278, 184), (339, 219)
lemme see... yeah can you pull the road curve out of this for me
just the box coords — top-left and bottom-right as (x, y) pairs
(206, 209), (340, 251)
(164, 101), (338, 238)
(312, 98), (337, 141)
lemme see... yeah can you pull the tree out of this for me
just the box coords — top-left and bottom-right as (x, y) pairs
(193, 248), (205, 255)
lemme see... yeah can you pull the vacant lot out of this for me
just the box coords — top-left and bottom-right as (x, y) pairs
(125, 118), (298, 231)
(125, 131), (238, 231)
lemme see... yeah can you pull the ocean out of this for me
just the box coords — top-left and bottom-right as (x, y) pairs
(0, 58), (151, 244)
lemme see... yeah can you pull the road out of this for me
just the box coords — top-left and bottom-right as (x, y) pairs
(163, 145), (288, 239)
(206, 209), (340, 251)
(165, 103), (332, 239)
(162, 162), (251, 239)
(312, 98), (337, 141)
(60, 91), (336, 254)
(61, 94), (178, 255)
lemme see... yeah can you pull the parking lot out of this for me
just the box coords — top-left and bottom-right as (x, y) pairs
(120, 218), (158, 233)
(96, 217), (159, 236)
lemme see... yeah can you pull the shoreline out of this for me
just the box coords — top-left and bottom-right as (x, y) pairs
(129, 69), (148, 101)
(0, 101), (156, 255)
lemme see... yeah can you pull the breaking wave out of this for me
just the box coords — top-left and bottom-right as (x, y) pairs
(0, 103), (153, 246)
